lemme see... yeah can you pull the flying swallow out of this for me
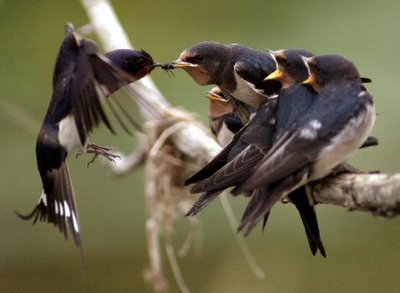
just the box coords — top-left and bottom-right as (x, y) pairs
(17, 23), (160, 248)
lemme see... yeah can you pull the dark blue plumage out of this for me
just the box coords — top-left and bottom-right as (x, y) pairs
(17, 23), (159, 249)
(165, 41), (281, 123)
(234, 55), (375, 238)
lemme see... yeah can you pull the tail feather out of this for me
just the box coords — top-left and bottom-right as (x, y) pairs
(185, 190), (222, 217)
(288, 187), (326, 257)
(16, 162), (81, 248)
(240, 189), (282, 236)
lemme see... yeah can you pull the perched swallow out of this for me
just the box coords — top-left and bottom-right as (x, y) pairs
(264, 49), (326, 255)
(186, 98), (278, 216)
(17, 23), (159, 248)
(187, 49), (326, 255)
(163, 41), (281, 122)
(186, 49), (316, 197)
(184, 87), (260, 217)
(232, 54), (375, 233)
(186, 50), (378, 256)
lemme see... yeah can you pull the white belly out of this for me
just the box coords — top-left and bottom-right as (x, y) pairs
(58, 115), (85, 154)
(312, 103), (375, 179)
(216, 123), (234, 147)
(230, 69), (268, 108)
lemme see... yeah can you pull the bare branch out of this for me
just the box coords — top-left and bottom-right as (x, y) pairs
(310, 173), (400, 217)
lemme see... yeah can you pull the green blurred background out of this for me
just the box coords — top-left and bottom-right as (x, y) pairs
(1, 0), (400, 292)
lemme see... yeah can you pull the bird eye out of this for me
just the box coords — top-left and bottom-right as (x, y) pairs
(138, 57), (145, 65)
(279, 58), (291, 68)
(196, 54), (204, 62)
(313, 66), (322, 75)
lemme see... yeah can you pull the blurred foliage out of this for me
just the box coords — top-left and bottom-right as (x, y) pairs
(1, 0), (400, 292)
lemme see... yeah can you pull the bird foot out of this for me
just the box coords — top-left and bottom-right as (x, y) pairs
(85, 143), (120, 167)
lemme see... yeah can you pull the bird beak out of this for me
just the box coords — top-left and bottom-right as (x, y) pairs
(169, 58), (198, 68)
(302, 74), (317, 87)
(152, 62), (163, 68)
(206, 90), (227, 103)
(264, 68), (284, 81)
(361, 77), (372, 83)
(301, 55), (311, 65)
(301, 55), (316, 86)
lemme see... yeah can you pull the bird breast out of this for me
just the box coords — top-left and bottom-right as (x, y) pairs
(312, 101), (375, 179)
(58, 115), (85, 154)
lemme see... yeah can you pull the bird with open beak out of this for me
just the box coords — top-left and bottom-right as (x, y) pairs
(163, 41), (281, 123)
(17, 23), (161, 249)
(263, 48), (327, 256)
(187, 49), (328, 256)
(207, 87), (248, 146)
(186, 53), (376, 256)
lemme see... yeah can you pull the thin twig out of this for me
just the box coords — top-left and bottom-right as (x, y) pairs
(219, 193), (266, 279)
(165, 244), (191, 293)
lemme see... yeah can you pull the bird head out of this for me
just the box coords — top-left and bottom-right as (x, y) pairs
(206, 87), (233, 119)
(105, 49), (160, 79)
(164, 41), (230, 85)
(265, 49), (313, 88)
(302, 55), (360, 92)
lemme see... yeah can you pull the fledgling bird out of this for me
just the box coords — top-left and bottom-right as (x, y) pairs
(163, 41), (281, 122)
(187, 49), (327, 256)
(182, 87), (250, 216)
(185, 50), (315, 209)
(232, 54), (376, 233)
(17, 23), (160, 248)
(262, 49), (326, 255)
(207, 87), (248, 146)
(186, 50), (378, 256)
(185, 98), (278, 217)
(186, 49), (317, 197)
(267, 49), (377, 145)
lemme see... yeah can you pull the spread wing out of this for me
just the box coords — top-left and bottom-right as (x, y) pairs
(71, 38), (139, 145)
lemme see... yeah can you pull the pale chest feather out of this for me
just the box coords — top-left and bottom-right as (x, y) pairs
(229, 69), (268, 108)
(312, 103), (375, 179)
(216, 123), (235, 147)
(58, 115), (85, 153)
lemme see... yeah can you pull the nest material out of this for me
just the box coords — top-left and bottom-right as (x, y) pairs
(143, 109), (203, 293)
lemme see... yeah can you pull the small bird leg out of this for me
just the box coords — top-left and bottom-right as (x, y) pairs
(85, 143), (121, 167)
